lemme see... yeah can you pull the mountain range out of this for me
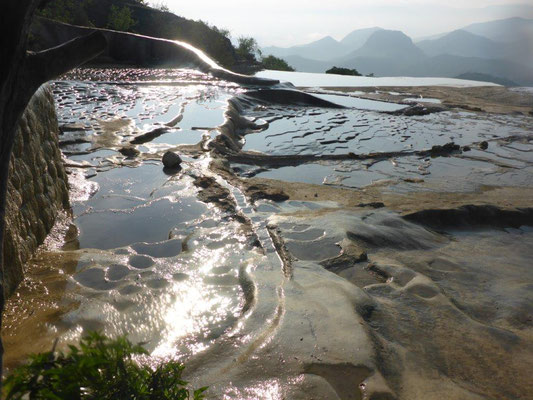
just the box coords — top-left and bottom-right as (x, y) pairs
(262, 17), (533, 85)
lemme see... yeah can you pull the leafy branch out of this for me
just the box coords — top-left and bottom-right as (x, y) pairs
(4, 332), (207, 400)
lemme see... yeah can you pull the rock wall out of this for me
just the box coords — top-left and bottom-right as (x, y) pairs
(3, 84), (69, 298)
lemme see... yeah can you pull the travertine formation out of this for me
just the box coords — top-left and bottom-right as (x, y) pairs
(3, 70), (533, 399)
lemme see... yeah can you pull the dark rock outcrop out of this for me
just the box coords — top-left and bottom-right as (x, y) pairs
(3, 85), (70, 297)
(193, 176), (236, 213)
(428, 142), (461, 156)
(391, 104), (445, 116)
(244, 89), (345, 108)
(245, 184), (289, 203)
(403, 205), (533, 229)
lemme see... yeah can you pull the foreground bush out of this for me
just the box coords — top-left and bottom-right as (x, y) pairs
(3, 332), (207, 399)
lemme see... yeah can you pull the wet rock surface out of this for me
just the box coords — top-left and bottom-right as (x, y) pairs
(3, 68), (533, 399)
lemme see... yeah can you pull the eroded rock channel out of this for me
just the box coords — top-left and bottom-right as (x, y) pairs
(4, 68), (533, 399)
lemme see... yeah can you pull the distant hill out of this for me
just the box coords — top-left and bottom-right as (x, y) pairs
(462, 17), (533, 68)
(339, 27), (383, 50)
(342, 30), (425, 61)
(262, 36), (349, 61)
(269, 19), (533, 85)
(282, 55), (333, 73)
(335, 54), (533, 85)
(462, 17), (533, 43)
(262, 27), (384, 62)
(416, 19), (533, 68)
(410, 55), (533, 84)
(455, 72), (518, 86)
(417, 30), (504, 59)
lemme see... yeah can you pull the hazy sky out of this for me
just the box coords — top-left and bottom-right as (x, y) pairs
(151, 1), (533, 46)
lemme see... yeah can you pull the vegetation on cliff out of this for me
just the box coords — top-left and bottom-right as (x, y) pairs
(107, 4), (137, 31)
(3, 332), (207, 399)
(36, 0), (238, 68)
(261, 55), (295, 71)
(234, 37), (296, 71)
(235, 36), (262, 62)
(455, 72), (518, 86)
(36, 0), (295, 73)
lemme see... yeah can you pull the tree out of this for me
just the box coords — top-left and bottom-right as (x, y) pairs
(0, 0), (107, 380)
(107, 5), (136, 32)
(36, 0), (93, 26)
(215, 27), (231, 40)
(150, 1), (169, 12)
(37, 0), (76, 23)
(236, 36), (262, 62)
(261, 55), (295, 72)
(325, 66), (362, 76)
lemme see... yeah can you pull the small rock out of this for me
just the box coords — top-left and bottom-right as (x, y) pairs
(429, 142), (460, 156)
(162, 151), (182, 168)
(403, 177), (425, 183)
(462, 145), (471, 152)
(479, 141), (489, 150)
(59, 123), (87, 133)
(85, 169), (97, 179)
(357, 202), (385, 209)
(245, 184), (289, 203)
(131, 127), (168, 145)
(210, 158), (231, 172)
(394, 105), (444, 116)
(119, 147), (140, 158)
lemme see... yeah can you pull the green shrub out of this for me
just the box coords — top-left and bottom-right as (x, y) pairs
(236, 36), (262, 62)
(3, 331), (207, 400)
(325, 66), (362, 76)
(107, 5), (137, 32)
(261, 55), (295, 71)
(37, 0), (94, 26)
